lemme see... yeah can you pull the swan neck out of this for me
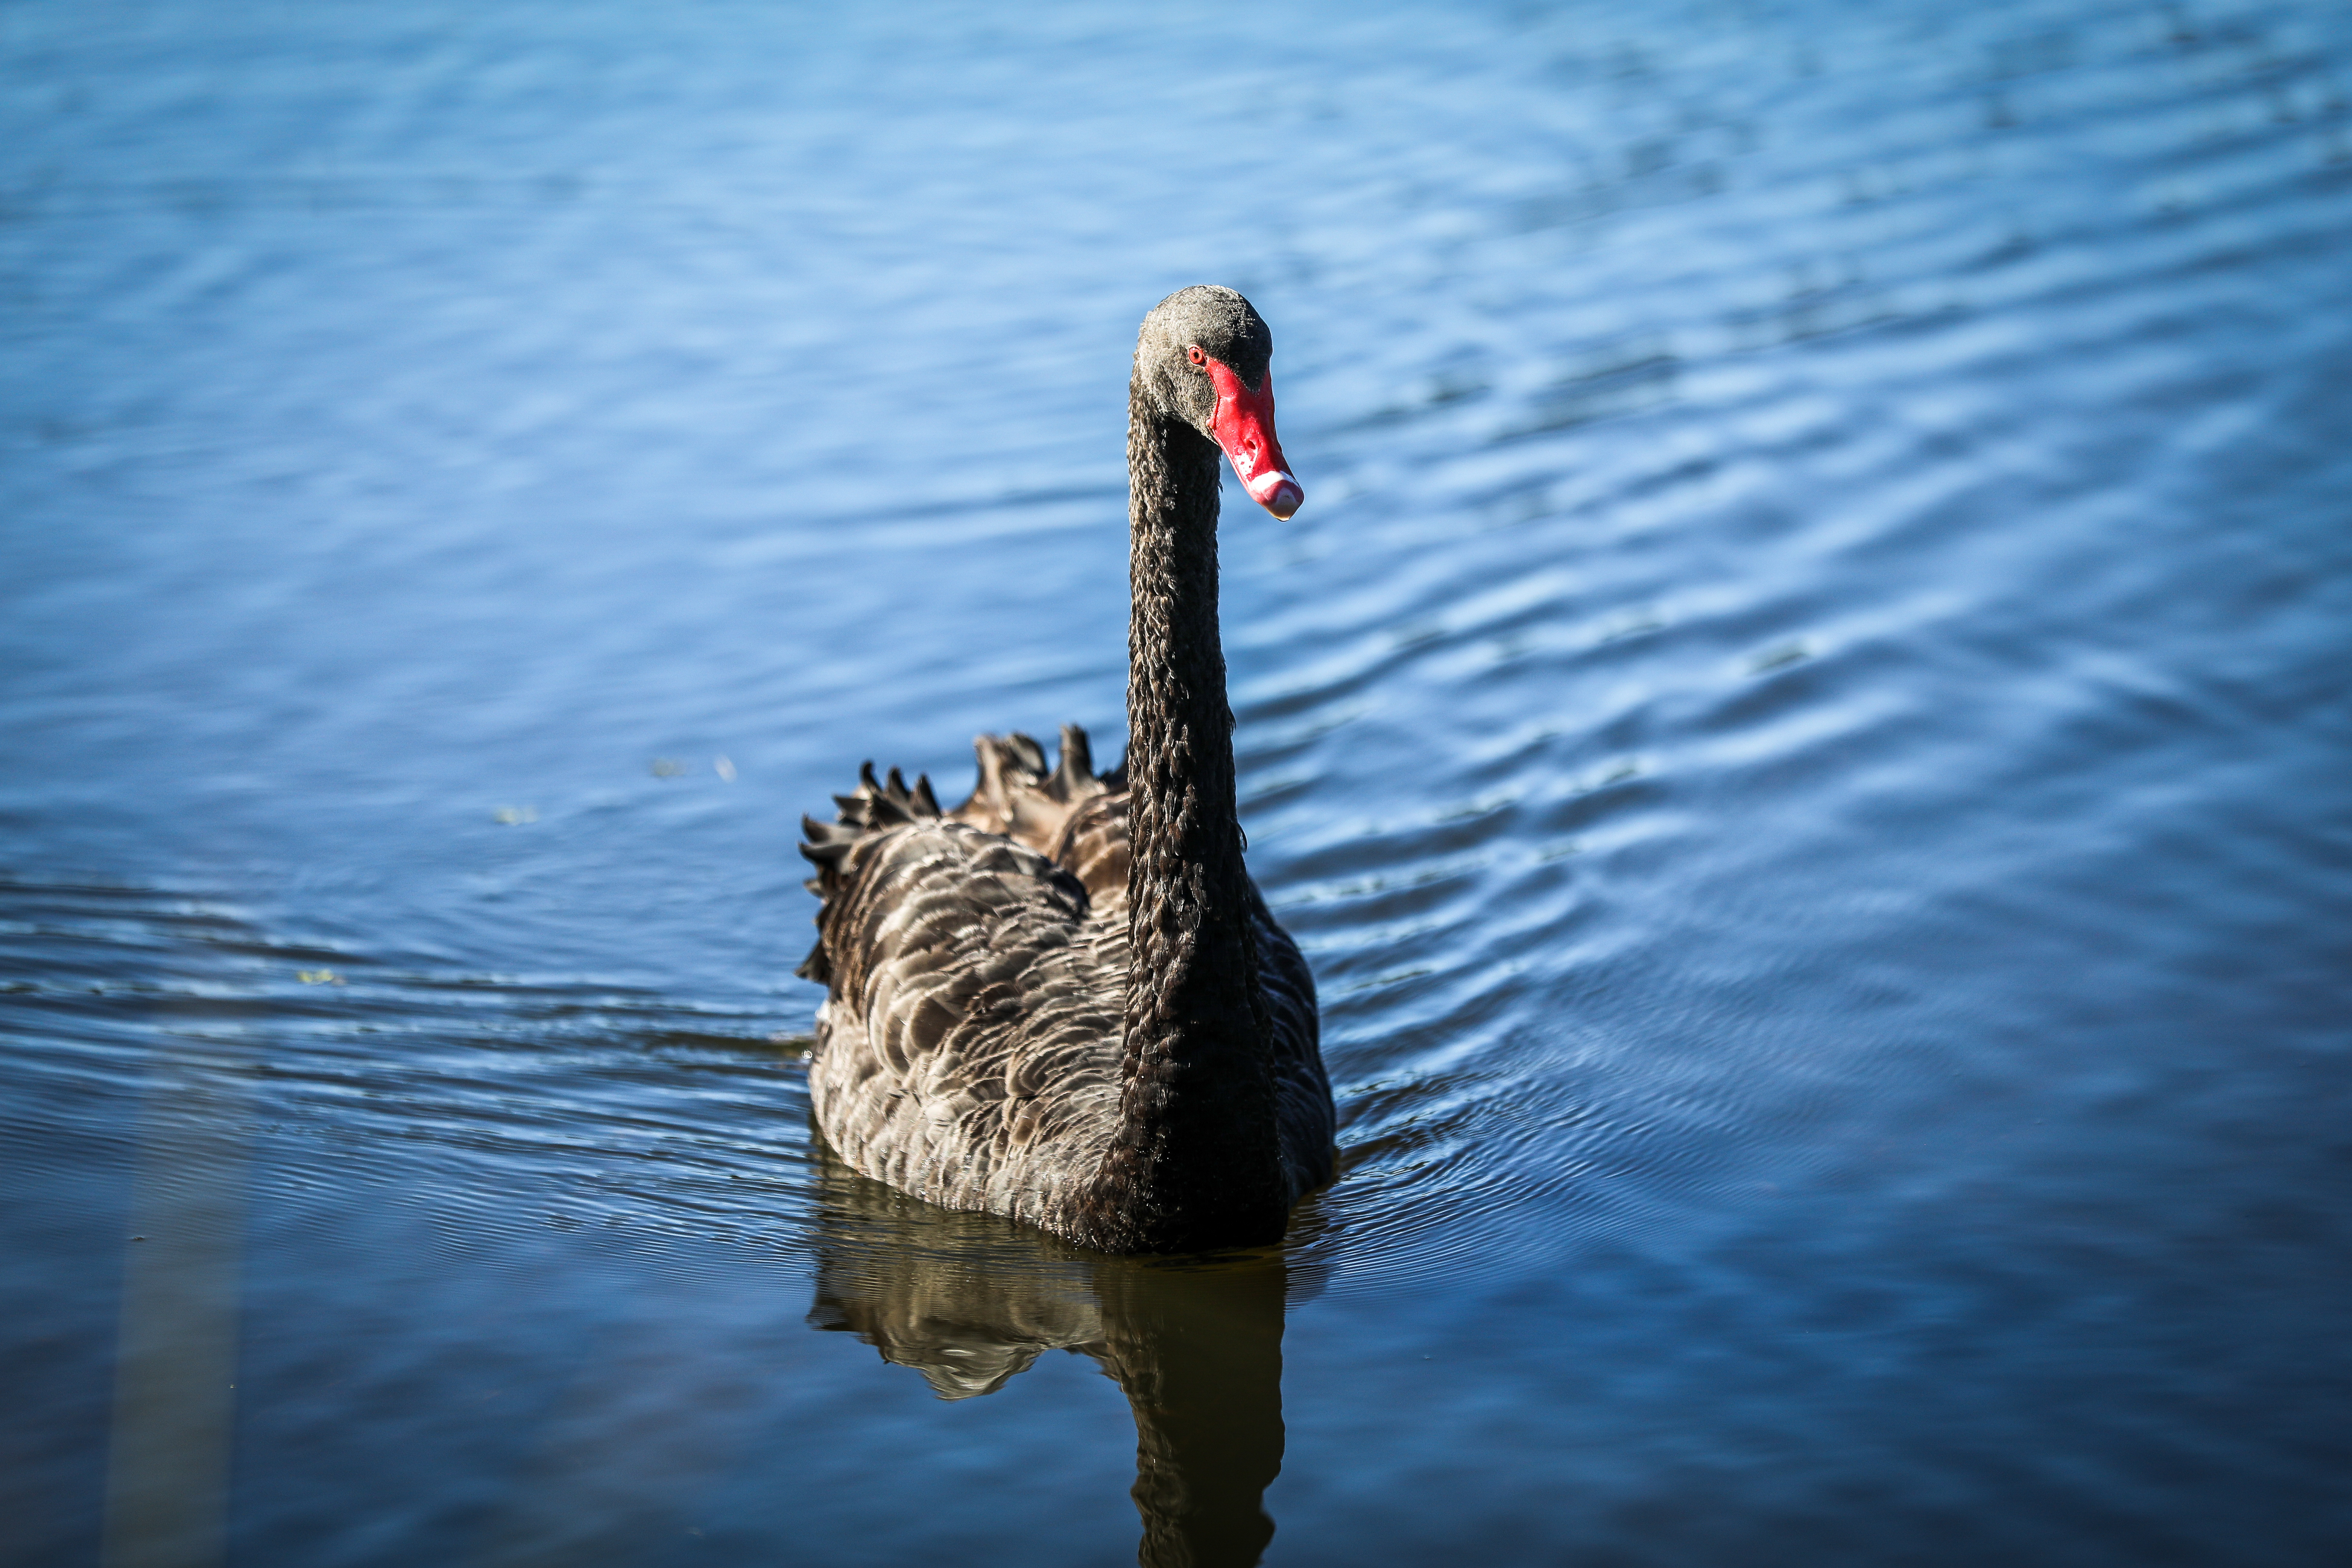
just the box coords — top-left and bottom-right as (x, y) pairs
(1086, 383), (1284, 1251)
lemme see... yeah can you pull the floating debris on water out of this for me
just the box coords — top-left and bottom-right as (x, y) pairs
(1746, 639), (1812, 674)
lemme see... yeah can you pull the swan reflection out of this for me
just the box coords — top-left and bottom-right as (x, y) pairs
(805, 1147), (1288, 1567)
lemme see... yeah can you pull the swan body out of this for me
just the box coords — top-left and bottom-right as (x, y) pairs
(797, 287), (1336, 1254)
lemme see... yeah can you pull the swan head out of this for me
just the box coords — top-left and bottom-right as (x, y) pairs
(1136, 286), (1305, 520)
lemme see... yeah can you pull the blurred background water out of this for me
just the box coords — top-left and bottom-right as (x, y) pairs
(4, 0), (2349, 1563)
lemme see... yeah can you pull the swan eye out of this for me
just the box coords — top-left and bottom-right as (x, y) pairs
(1186, 345), (1207, 366)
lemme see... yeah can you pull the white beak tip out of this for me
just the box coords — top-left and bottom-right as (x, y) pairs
(1249, 472), (1304, 519)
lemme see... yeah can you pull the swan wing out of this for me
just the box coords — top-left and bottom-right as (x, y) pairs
(1048, 787), (1131, 910)
(803, 815), (1127, 1229)
(945, 725), (1108, 857)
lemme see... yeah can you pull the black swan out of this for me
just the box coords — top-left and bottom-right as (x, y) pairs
(797, 285), (1336, 1255)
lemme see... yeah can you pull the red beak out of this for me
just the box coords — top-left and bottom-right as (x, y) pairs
(1200, 356), (1304, 519)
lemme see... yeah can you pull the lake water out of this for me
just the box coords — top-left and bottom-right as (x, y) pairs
(5, 0), (2349, 1563)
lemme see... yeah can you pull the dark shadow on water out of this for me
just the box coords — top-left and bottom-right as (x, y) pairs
(805, 1147), (1286, 1568)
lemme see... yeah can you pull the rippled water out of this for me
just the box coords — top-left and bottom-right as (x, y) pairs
(6, 0), (2351, 1563)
